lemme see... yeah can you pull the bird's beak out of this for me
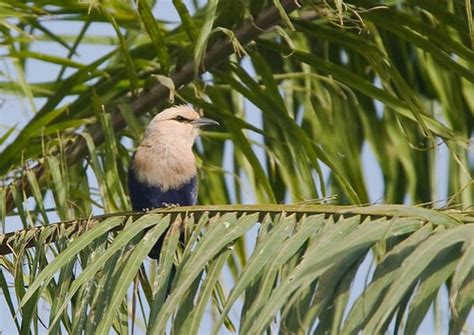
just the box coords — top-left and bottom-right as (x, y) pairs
(191, 117), (220, 127)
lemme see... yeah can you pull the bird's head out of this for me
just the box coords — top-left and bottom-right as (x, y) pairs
(144, 105), (219, 147)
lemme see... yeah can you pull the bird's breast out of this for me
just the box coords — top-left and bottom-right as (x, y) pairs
(131, 145), (197, 191)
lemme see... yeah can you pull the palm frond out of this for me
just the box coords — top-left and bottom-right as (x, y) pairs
(1, 205), (472, 333)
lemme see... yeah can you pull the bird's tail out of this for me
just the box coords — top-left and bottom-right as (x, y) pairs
(148, 235), (165, 260)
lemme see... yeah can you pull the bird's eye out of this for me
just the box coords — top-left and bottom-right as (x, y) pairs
(176, 115), (185, 122)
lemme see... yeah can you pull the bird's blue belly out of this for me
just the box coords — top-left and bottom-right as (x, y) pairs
(128, 169), (197, 210)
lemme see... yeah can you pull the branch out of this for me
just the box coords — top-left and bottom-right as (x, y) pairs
(4, 0), (301, 214)
(1, 204), (471, 256)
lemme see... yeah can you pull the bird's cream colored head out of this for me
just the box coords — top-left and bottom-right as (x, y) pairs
(143, 105), (201, 147)
(132, 105), (218, 190)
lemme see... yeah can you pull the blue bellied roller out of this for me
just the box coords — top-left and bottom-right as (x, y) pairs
(128, 105), (219, 259)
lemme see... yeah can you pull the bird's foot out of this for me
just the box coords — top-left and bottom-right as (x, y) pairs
(162, 203), (180, 209)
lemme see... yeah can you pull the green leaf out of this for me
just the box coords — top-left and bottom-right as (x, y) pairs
(0, 269), (20, 332)
(150, 213), (258, 333)
(100, 4), (138, 95)
(95, 216), (171, 334)
(19, 216), (125, 306)
(193, 0), (218, 74)
(364, 224), (474, 333)
(136, 0), (170, 73)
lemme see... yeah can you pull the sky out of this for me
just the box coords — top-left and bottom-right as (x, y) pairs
(0, 1), (471, 334)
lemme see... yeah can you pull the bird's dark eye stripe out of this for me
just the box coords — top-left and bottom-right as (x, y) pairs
(175, 115), (189, 122)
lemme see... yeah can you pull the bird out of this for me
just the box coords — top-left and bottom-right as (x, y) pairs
(128, 105), (219, 259)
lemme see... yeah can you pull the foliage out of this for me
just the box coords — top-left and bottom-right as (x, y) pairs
(1, 205), (473, 334)
(0, 0), (473, 333)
